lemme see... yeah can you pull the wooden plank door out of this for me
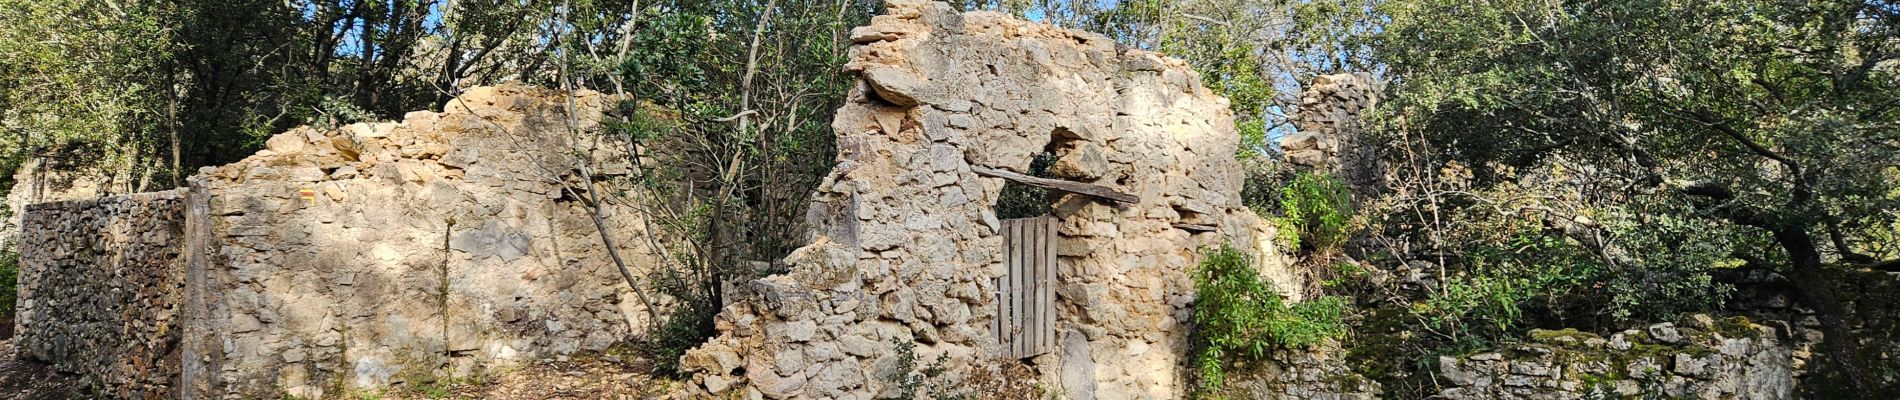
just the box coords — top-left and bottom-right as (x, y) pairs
(994, 216), (1055, 359)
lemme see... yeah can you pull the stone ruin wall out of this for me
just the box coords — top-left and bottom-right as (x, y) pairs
(1280, 73), (1383, 196)
(15, 189), (187, 398)
(2, 158), (118, 250)
(18, 4), (1870, 400)
(1724, 267), (1900, 395)
(1435, 317), (1794, 399)
(679, 2), (1302, 399)
(16, 85), (663, 399)
(180, 85), (659, 399)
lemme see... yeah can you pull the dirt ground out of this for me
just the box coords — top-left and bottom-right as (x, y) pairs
(0, 339), (82, 400)
(387, 353), (685, 400)
(0, 339), (683, 400)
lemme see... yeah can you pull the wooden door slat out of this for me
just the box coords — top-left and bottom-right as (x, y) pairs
(995, 216), (1057, 359)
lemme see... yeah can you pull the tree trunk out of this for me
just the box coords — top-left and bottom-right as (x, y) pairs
(1772, 227), (1871, 388)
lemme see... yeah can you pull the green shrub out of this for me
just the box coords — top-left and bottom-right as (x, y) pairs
(0, 248), (16, 324)
(1275, 172), (1354, 253)
(1190, 245), (1347, 395)
(882, 336), (1009, 400)
(643, 300), (717, 376)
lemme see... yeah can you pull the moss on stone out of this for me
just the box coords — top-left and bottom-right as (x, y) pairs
(1529, 328), (1602, 343)
(1711, 316), (1762, 339)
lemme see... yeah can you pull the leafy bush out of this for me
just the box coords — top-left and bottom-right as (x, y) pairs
(1595, 205), (1735, 322)
(1275, 172), (1355, 253)
(0, 248), (15, 334)
(1190, 245), (1347, 395)
(642, 296), (718, 376)
(880, 336), (1042, 400)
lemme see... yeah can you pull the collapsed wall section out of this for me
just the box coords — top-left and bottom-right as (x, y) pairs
(176, 85), (658, 399)
(14, 84), (664, 399)
(680, 1), (1300, 398)
(1280, 73), (1383, 196)
(15, 189), (188, 398)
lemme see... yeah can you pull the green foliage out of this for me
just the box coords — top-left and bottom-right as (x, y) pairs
(1321, 261), (1368, 289)
(994, 152), (1057, 219)
(311, 96), (379, 129)
(602, 0), (874, 373)
(1382, 191), (1735, 337)
(1375, 0), (1899, 267)
(1190, 244), (1347, 395)
(1352, 181), (1737, 396)
(1595, 203), (1736, 322)
(882, 337), (974, 400)
(0, 0), (577, 192)
(1274, 172), (1354, 253)
(0, 0), (174, 188)
(609, 0), (870, 262)
(642, 292), (719, 376)
(0, 248), (16, 324)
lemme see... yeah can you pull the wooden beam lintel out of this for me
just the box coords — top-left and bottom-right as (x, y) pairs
(971, 165), (1139, 204)
(1172, 223), (1217, 232)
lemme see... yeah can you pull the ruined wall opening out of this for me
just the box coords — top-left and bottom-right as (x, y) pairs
(989, 129), (1093, 361)
(995, 128), (1089, 219)
(994, 153), (1056, 219)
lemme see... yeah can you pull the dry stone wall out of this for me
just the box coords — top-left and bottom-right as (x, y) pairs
(1434, 317), (1794, 399)
(1724, 268), (1900, 396)
(177, 85), (657, 399)
(679, 1), (1300, 399)
(1280, 73), (1383, 196)
(15, 84), (663, 399)
(1223, 345), (1381, 399)
(15, 189), (188, 398)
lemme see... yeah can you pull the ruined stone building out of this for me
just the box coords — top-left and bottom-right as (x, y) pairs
(8, 1), (1847, 399)
(1279, 72), (1382, 197)
(677, 1), (1305, 398)
(16, 86), (662, 399)
(13, 1), (1315, 397)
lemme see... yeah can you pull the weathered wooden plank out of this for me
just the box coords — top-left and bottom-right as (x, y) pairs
(1002, 219), (1014, 359)
(1003, 219), (1018, 358)
(1014, 218), (1028, 358)
(1172, 222), (1218, 232)
(1041, 216), (1056, 354)
(972, 166), (1140, 204)
(1045, 217), (1056, 355)
(1007, 218), (1023, 358)
(994, 222), (1006, 349)
(1027, 218), (1042, 357)
(1022, 218), (1035, 358)
(995, 271), (1010, 343)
